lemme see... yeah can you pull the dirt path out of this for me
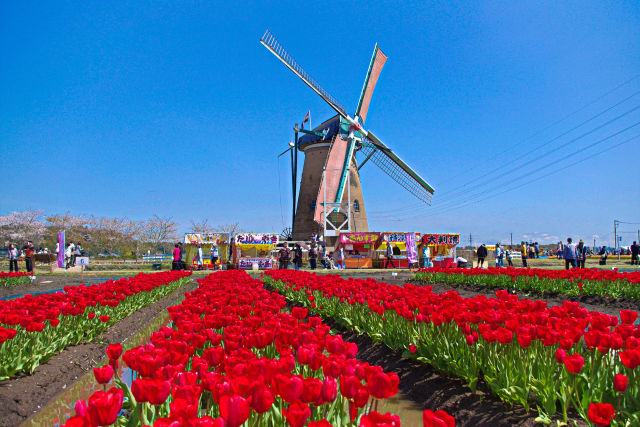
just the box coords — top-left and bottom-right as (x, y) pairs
(0, 279), (197, 427)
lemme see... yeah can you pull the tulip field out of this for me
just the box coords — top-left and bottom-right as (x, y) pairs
(264, 270), (640, 426)
(57, 271), (455, 427)
(0, 271), (191, 380)
(413, 267), (640, 299)
(0, 271), (32, 287)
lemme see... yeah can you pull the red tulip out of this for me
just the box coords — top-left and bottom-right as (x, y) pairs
(292, 307), (308, 320)
(322, 376), (338, 403)
(360, 411), (401, 427)
(61, 415), (90, 427)
(106, 343), (123, 360)
(554, 348), (566, 364)
(219, 395), (250, 427)
(87, 387), (124, 426)
(587, 402), (615, 426)
(423, 409), (455, 427)
(283, 400), (311, 427)
(99, 315), (110, 323)
(308, 420), (333, 427)
(131, 378), (171, 405)
(613, 374), (627, 393)
(93, 365), (114, 384)
(619, 310), (638, 325)
(276, 374), (304, 403)
(409, 344), (417, 353)
(367, 371), (399, 399)
(563, 353), (584, 374)
(250, 385), (275, 413)
(88, 312), (96, 320)
(193, 416), (225, 427)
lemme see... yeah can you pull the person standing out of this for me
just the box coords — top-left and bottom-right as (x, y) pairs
(172, 243), (181, 271)
(534, 242), (540, 258)
(385, 243), (396, 269)
(23, 241), (35, 273)
(319, 243), (328, 269)
(505, 247), (513, 266)
(576, 240), (587, 268)
(210, 243), (219, 270)
(495, 243), (504, 267)
(310, 232), (318, 244)
(278, 243), (291, 269)
(520, 242), (528, 267)
(68, 241), (76, 266)
(563, 237), (578, 269)
(8, 244), (19, 272)
(293, 244), (303, 271)
(599, 246), (608, 265)
(476, 244), (488, 268)
(308, 243), (317, 270)
(196, 244), (204, 270)
(631, 241), (640, 265)
(422, 244), (431, 268)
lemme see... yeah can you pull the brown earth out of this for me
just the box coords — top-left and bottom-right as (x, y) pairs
(0, 279), (197, 427)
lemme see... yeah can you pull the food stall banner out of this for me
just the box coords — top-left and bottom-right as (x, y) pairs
(339, 232), (380, 245)
(406, 232), (418, 264)
(421, 234), (460, 246)
(234, 233), (279, 245)
(184, 233), (230, 244)
(381, 232), (421, 243)
(238, 257), (274, 269)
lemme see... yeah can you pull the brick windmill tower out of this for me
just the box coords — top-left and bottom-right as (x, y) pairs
(261, 30), (435, 241)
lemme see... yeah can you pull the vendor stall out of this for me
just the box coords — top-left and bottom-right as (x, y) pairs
(419, 233), (460, 268)
(183, 233), (231, 269)
(375, 232), (421, 268)
(232, 233), (279, 270)
(337, 232), (380, 268)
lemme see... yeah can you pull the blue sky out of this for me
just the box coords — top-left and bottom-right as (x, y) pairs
(1, 1), (639, 246)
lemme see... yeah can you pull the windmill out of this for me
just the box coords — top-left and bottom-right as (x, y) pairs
(261, 30), (435, 241)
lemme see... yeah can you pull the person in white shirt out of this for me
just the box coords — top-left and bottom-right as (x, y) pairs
(197, 244), (204, 270)
(210, 244), (219, 270)
(65, 243), (73, 269)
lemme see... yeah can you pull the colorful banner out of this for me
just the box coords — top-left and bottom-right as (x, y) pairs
(238, 257), (274, 269)
(339, 232), (380, 245)
(421, 234), (460, 246)
(405, 232), (418, 264)
(234, 233), (279, 245)
(183, 233), (230, 245)
(381, 232), (421, 243)
(57, 231), (65, 268)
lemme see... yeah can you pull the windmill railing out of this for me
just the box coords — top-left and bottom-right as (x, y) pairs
(260, 29), (347, 115)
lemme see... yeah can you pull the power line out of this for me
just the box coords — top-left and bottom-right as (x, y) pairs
(368, 89), (640, 217)
(379, 131), (640, 222)
(370, 106), (640, 218)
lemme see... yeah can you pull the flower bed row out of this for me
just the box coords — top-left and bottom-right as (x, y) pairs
(413, 267), (640, 299)
(0, 271), (191, 379)
(264, 270), (640, 426)
(62, 270), (455, 427)
(0, 271), (32, 287)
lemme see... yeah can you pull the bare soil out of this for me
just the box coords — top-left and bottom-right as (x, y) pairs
(0, 279), (197, 427)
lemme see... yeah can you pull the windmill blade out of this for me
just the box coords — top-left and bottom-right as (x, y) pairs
(260, 29), (349, 120)
(361, 131), (435, 204)
(355, 44), (388, 125)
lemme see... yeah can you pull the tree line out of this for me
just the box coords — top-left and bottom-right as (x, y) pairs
(0, 210), (239, 258)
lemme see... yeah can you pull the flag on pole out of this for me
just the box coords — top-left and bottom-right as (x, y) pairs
(302, 110), (310, 124)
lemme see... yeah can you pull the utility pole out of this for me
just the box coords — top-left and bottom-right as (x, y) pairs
(614, 219), (619, 260)
(510, 233), (513, 248)
(469, 233), (473, 248)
